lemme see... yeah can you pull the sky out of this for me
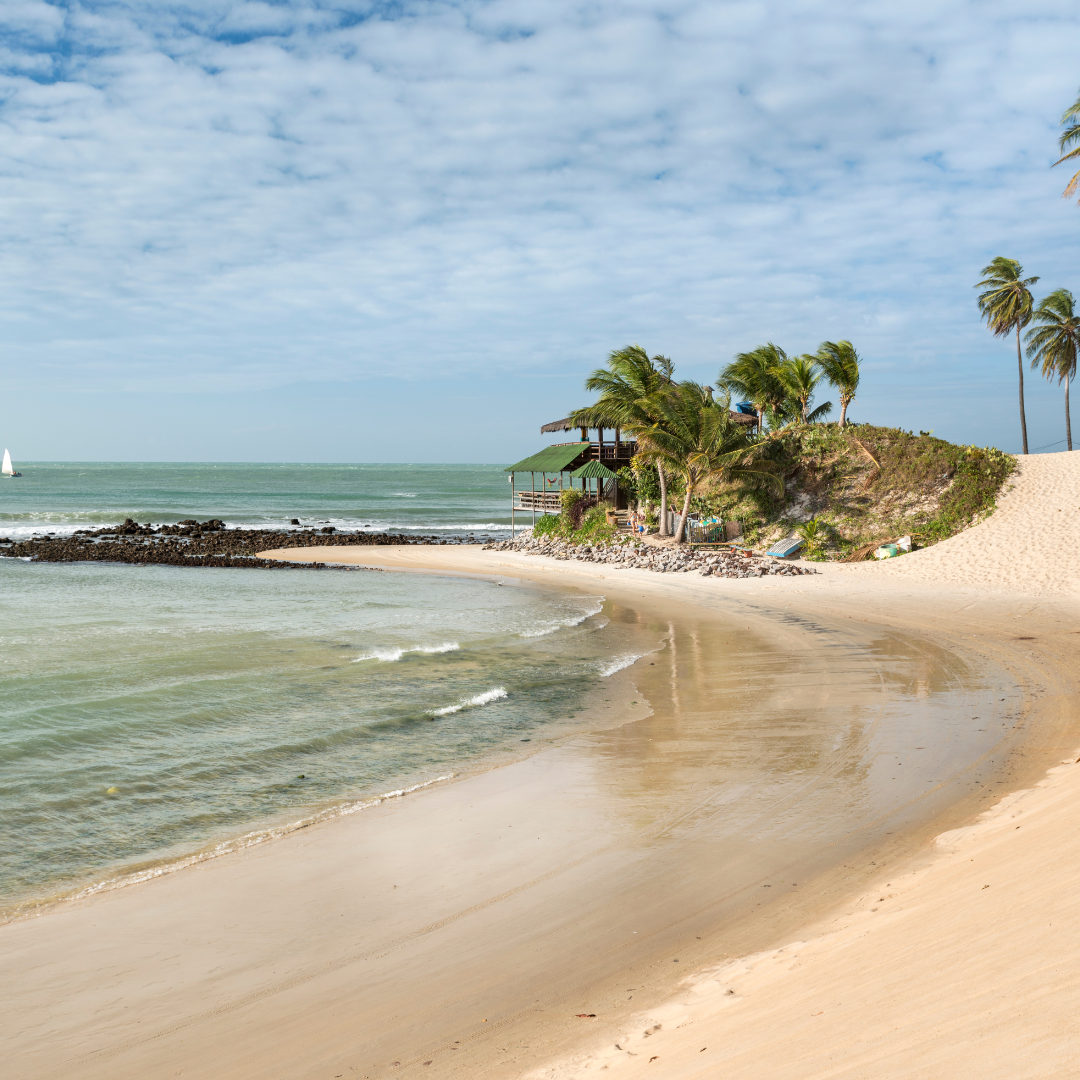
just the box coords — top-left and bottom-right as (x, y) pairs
(2, 0), (1080, 463)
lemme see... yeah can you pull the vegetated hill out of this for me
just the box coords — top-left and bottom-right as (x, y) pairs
(701, 424), (1016, 560)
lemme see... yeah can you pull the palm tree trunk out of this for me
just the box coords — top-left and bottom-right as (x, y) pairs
(1066, 376), (1073, 451)
(839, 396), (849, 428)
(658, 466), (669, 536)
(1016, 324), (1029, 454)
(674, 485), (692, 543)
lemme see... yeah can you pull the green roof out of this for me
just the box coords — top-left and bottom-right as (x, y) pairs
(571, 460), (619, 480)
(505, 443), (590, 473)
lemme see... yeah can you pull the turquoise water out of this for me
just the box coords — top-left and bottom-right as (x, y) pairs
(0, 560), (646, 915)
(0, 465), (649, 916)
(0, 462), (513, 539)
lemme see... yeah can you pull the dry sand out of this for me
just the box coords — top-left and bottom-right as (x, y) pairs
(4, 451), (1080, 1080)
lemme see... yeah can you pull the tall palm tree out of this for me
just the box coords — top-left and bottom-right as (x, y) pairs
(1025, 288), (1079, 452)
(1053, 88), (1080, 202)
(718, 343), (789, 435)
(569, 345), (676, 534)
(777, 355), (833, 424)
(976, 257), (1039, 454)
(815, 340), (861, 427)
(634, 383), (781, 543)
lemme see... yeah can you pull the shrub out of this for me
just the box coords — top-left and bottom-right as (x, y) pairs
(560, 488), (585, 513)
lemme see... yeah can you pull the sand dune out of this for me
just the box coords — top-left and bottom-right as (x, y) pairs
(833, 449), (1080, 596)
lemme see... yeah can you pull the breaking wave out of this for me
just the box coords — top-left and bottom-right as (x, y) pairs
(353, 642), (460, 663)
(430, 687), (508, 717)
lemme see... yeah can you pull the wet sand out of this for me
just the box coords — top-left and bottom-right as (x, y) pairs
(6, 522), (1080, 1079)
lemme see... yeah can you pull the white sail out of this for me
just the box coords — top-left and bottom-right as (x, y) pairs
(1, 449), (12, 476)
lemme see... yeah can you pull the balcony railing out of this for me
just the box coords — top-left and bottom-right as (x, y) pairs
(596, 442), (635, 461)
(514, 490), (563, 513)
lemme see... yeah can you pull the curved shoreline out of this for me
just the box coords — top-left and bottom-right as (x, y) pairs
(4, 538), (1077, 1079)
(4, 449), (1079, 1080)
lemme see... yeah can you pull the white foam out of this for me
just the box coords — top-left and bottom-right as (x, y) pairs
(518, 600), (605, 638)
(599, 653), (646, 677)
(431, 686), (508, 716)
(352, 642), (460, 663)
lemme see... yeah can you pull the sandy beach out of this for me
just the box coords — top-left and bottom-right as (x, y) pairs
(4, 451), (1080, 1079)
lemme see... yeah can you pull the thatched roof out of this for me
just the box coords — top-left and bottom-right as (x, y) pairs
(729, 410), (757, 426)
(540, 417), (619, 433)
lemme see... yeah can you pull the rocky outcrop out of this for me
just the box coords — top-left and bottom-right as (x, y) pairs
(0, 521), (480, 569)
(482, 535), (816, 578)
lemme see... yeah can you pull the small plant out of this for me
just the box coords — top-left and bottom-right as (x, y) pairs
(794, 517), (822, 550)
(532, 514), (563, 539)
(560, 488), (585, 513)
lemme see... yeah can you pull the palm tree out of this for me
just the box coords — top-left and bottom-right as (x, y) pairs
(569, 345), (676, 534)
(1053, 88), (1080, 202)
(1025, 288), (1079, 451)
(718, 343), (790, 435)
(976, 257), (1039, 454)
(815, 340), (861, 427)
(776, 355), (833, 424)
(634, 383), (781, 543)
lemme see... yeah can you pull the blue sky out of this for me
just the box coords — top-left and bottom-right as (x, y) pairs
(2, 0), (1079, 462)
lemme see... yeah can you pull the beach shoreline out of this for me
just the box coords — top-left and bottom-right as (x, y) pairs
(4, 451), (1080, 1080)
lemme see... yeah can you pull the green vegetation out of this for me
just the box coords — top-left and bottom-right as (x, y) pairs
(552, 327), (1019, 559)
(1025, 288), (1078, 452)
(976, 257), (1039, 455)
(632, 382), (782, 542)
(532, 502), (620, 544)
(691, 424), (1015, 559)
(1054, 86), (1080, 202)
(569, 345), (676, 535)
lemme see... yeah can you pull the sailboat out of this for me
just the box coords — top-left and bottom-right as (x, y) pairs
(2, 449), (21, 477)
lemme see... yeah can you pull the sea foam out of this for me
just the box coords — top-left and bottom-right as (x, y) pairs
(430, 686), (508, 716)
(598, 653), (646, 677)
(353, 642), (460, 663)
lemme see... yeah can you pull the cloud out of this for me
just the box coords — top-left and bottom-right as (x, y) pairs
(0, 1), (1079, 452)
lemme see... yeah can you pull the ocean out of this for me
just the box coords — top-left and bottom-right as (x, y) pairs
(0, 461), (514, 540)
(0, 464), (649, 917)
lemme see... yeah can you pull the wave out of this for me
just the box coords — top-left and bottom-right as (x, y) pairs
(518, 599), (605, 638)
(4, 773), (456, 923)
(430, 686), (508, 716)
(598, 653), (647, 677)
(352, 642), (460, 663)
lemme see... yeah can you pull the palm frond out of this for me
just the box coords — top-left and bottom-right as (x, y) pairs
(975, 257), (1038, 337)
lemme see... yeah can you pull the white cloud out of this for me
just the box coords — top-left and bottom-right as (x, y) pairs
(0, 0), (1079, 452)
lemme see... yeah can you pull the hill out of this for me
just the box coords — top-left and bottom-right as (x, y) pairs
(702, 424), (1016, 560)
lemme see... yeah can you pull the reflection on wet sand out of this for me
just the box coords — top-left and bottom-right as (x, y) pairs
(0, 580), (1044, 1080)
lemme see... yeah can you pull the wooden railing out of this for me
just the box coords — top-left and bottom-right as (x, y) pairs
(596, 442), (636, 461)
(514, 490), (563, 513)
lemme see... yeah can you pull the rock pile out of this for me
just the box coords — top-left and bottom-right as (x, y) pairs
(482, 535), (817, 579)
(0, 520), (480, 569)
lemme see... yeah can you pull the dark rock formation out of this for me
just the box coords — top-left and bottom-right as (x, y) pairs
(3, 519), (479, 569)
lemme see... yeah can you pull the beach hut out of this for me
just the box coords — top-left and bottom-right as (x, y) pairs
(504, 443), (591, 534)
(505, 418), (640, 534)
